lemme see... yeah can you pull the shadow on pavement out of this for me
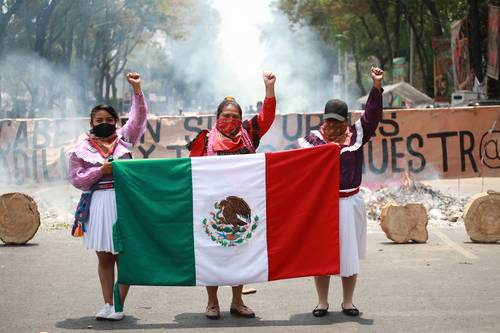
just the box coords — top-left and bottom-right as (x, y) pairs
(0, 243), (39, 247)
(463, 241), (499, 245)
(56, 312), (373, 330)
(378, 241), (422, 246)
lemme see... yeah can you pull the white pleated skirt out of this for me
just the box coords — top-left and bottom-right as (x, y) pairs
(339, 191), (367, 277)
(82, 189), (117, 254)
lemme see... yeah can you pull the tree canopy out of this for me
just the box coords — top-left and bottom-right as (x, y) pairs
(0, 0), (197, 117)
(278, 0), (500, 98)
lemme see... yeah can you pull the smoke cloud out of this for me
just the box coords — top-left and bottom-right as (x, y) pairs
(0, 52), (87, 119)
(164, 0), (336, 114)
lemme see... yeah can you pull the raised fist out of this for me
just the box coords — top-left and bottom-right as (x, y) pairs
(263, 72), (276, 86)
(127, 72), (141, 92)
(370, 66), (384, 82)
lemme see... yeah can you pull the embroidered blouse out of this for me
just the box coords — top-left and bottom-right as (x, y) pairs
(68, 92), (148, 191)
(298, 88), (383, 190)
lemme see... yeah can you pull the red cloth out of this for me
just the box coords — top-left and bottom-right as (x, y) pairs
(189, 130), (209, 157)
(266, 144), (341, 279)
(189, 96), (276, 157)
(212, 130), (243, 152)
(208, 126), (255, 155)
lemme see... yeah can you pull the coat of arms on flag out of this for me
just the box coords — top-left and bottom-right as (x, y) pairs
(203, 196), (259, 247)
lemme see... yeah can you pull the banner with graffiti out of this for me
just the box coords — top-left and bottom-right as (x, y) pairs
(432, 36), (454, 103)
(352, 108), (499, 182)
(0, 107), (499, 187)
(487, 5), (500, 79)
(451, 19), (473, 90)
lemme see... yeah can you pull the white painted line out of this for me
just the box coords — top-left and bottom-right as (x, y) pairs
(431, 229), (478, 260)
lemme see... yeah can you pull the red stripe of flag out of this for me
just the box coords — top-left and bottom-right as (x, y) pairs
(265, 144), (340, 280)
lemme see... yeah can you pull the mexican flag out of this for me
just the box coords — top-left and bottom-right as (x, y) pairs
(112, 144), (340, 290)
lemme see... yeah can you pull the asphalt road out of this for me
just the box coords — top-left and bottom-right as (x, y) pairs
(1, 221), (499, 333)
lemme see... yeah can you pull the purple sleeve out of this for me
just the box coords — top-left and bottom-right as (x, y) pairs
(358, 87), (383, 145)
(119, 91), (148, 145)
(68, 153), (102, 191)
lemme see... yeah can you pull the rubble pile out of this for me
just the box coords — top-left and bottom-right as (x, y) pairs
(365, 174), (468, 225)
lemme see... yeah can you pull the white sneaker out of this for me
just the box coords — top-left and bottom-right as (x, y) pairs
(106, 308), (125, 321)
(95, 304), (112, 320)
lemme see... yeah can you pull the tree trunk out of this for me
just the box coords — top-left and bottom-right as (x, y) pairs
(402, 4), (434, 95)
(354, 53), (366, 96)
(359, 16), (386, 68)
(415, 41), (434, 96)
(112, 81), (118, 104)
(105, 71), (112, 104)
(422, 0), (444, 36)
(64, 25), (74, 69)
(0, 0), (24, 54)
(370, 0), (394, 68)
(394, 0), (402, 57)
(351, 35), (366, 96)
(34, 0), (60, 57)
(0, 193), (41, 245)
(96, 55), (106, 103)
(468, 0), (484, 82)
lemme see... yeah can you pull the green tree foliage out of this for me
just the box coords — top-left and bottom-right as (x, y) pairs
(0, 0), (195, 112)
(278, 0), (500, 98)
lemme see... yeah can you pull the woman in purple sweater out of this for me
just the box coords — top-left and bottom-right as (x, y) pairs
(68, 73), (148, 321)
(299, 66), (384, 318)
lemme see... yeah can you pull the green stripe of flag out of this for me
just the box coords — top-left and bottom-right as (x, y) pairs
(113, 158), (196, 286)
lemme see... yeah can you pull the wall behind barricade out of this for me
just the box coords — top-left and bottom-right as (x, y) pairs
(1, 106), (499, 187)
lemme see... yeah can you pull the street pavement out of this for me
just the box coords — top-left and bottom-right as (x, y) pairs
(1, 221), (499, 333)
(1, 177), (499, 332)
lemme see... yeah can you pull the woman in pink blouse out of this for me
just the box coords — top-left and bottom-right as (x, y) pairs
(68, 72), (148, 321)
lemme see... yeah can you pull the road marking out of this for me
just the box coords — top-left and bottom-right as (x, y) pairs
(431, 229), (478, 259)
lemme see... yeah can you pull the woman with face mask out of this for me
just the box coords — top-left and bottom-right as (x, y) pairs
(68, 72), (148, 321)
(187, 72), (277, 319)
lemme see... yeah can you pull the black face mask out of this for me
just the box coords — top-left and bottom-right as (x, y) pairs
(91, 123), (116, 138)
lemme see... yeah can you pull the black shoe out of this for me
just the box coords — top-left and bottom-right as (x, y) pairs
(341, 303), (359, 317)
(312, 304), (329, 317)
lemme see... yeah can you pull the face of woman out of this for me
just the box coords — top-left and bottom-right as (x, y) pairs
(218, 105), (241, 120)
(322, 119), (347, 141)
(216, 104), (242, 138)
(91, 110), (116, 127)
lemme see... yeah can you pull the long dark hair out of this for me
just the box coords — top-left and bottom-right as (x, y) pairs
(90, 104), (119, 123)
(216, 97), (242, 119)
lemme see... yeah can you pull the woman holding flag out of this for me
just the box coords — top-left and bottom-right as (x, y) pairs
(68, 72), (148, 321)
(187, 72), (277, 319)
(298, 66), (384, 317)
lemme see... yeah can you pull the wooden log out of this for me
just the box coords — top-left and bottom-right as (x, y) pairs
(463, 190), (500, 243)
(380, 202), (428, 243)
(0, 193), (40, 245)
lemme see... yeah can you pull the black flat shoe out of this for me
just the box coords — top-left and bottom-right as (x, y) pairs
(312, 304), (329, 317)
(341, 303), (360, 317)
